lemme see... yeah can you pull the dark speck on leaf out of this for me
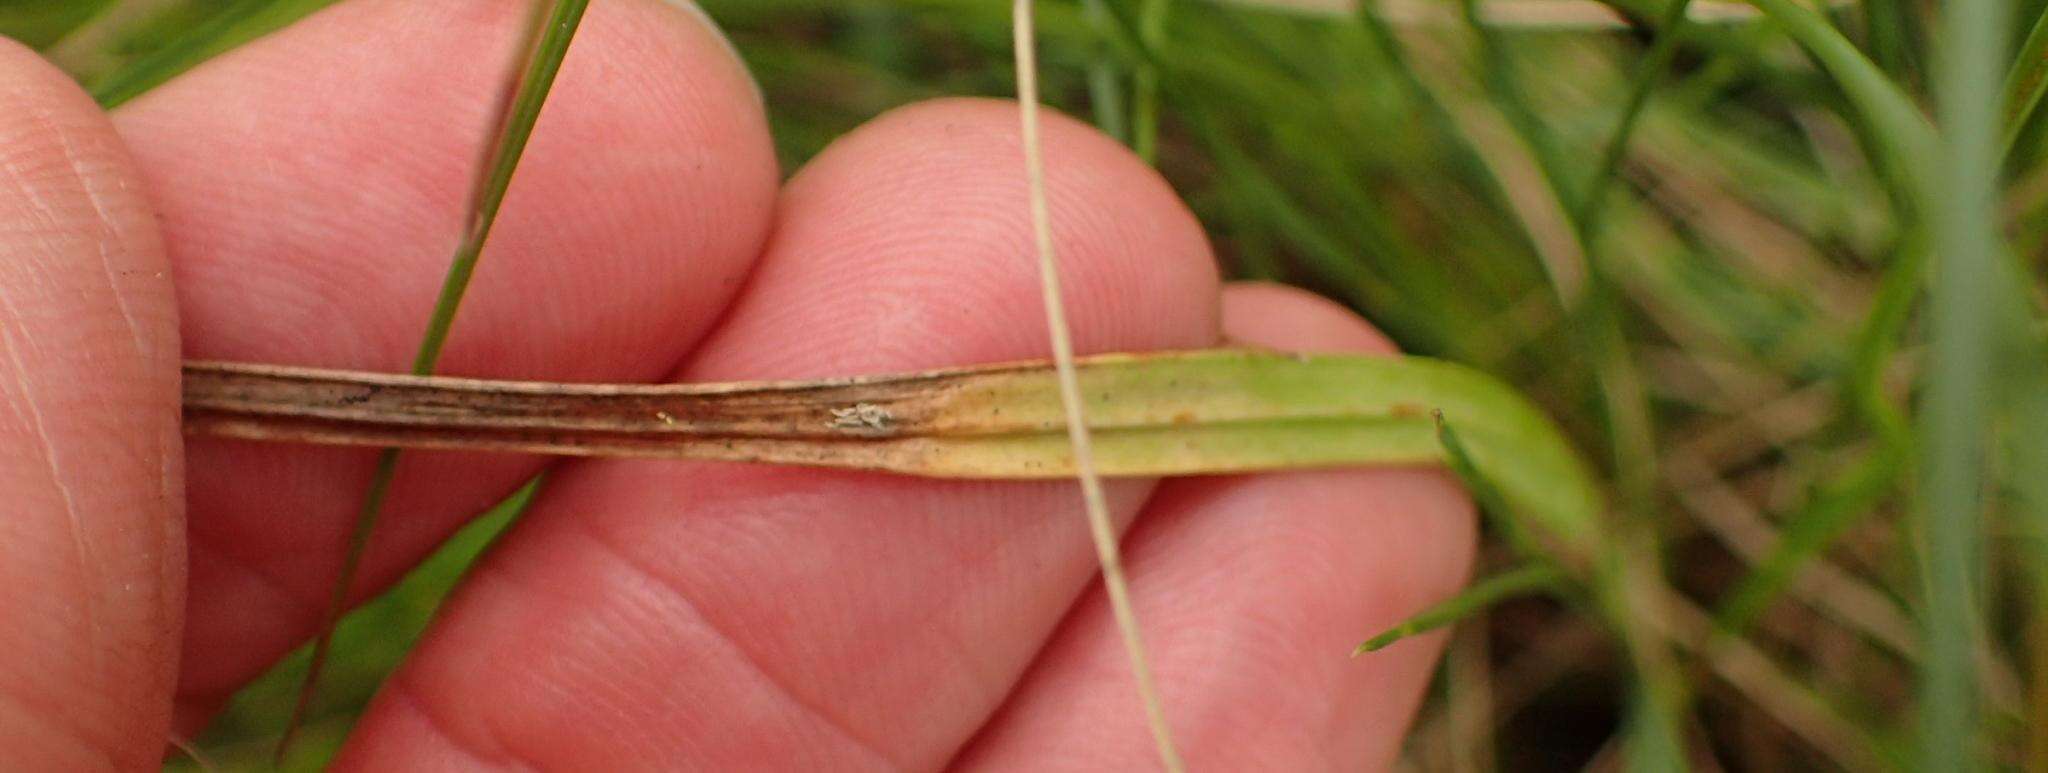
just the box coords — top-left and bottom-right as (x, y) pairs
(336, 386), (381, 407)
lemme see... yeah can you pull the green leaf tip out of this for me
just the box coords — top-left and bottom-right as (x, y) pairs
(1356, 564), (1564, 654)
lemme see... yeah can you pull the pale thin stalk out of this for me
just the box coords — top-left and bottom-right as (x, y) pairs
(1013, 3), (1184, 770)
(1445, 620), (1494, 773)
(1650, 588), (1891, 770)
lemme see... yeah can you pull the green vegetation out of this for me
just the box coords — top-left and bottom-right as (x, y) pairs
(8, 0), (2044, 768)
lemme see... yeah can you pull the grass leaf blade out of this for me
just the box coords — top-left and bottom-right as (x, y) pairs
(86, 0), (336, 108)
(187, 351), (1605, 554)
(2001, 8), (2048, 158)
(1573, 0), (1693, 231)
(1356, 564), (1564, 654)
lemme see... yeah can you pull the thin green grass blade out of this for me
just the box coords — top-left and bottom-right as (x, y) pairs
(1737, 0), (1936, 205)
(1573, 0), (1694, 232)
(1349, 0), (1518, 211)
(1456, 0), (1580, 210)
(1132, 0), (1171, 163)
(1844, 230), (1922, 440)
(1447, 20), (1684, 762)
(87, 0), (264, 107)
(412, 0), (588, 374)
(1356, 564), (1564, 653)
(276, 448), (396, 762)
(1439, 8), (1683, 762)
(2001, 9), (2048, 159)
(1435, 412), (1558, 560)
(1918, 0), (2010, 762)
(1859, 0), (1921, 82)
(36, 0), (180, 85)
(1817, 225), (1921, 580)
(1183, 108), (1457, 355)
(1453, 0), (1658, 518)
(278, 0), (590, 760)
(1088, 0), (1155, 75)
(87, 0), (337, 108)
(0, 0), (113, 47)
(1079, 0), (1132, 142)
(171, 481), (537, 771)
(1620, 679), (1689, 773)
(1665, 9), (1952, 721)
(1711, 446), (1908, 634)
(1726, 11), (1942, 607)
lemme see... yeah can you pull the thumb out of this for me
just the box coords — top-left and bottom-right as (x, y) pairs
(0, 40), (184, 769)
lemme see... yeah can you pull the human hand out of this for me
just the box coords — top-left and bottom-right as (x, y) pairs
(0, 2), (1472, 769)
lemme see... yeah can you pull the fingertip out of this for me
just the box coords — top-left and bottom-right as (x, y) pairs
(339, 96), (1226, 768)
(652, 0), (761, 104)
(0, 39), (184, 770)
(111, 0), (779, 374)
(121, 0), (784, 716)
(688, 96), (1220, 379)
(1220, 281), (1397, 355)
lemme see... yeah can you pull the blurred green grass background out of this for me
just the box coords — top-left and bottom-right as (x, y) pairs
(5, 0), (2044, 769)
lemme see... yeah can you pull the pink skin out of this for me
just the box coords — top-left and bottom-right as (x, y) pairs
(0, 1), (1472, 769)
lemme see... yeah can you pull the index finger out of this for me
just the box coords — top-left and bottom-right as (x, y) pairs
(108, 0), (779, 725)
(0, 40), (182, 769)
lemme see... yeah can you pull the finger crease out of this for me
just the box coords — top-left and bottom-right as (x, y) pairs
(567, 517), (910, 772)
(385, 672), (540, 773)
(0, 294), (107, 676)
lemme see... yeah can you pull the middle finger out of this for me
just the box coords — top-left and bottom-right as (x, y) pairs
(339, 98), (1220, 769)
